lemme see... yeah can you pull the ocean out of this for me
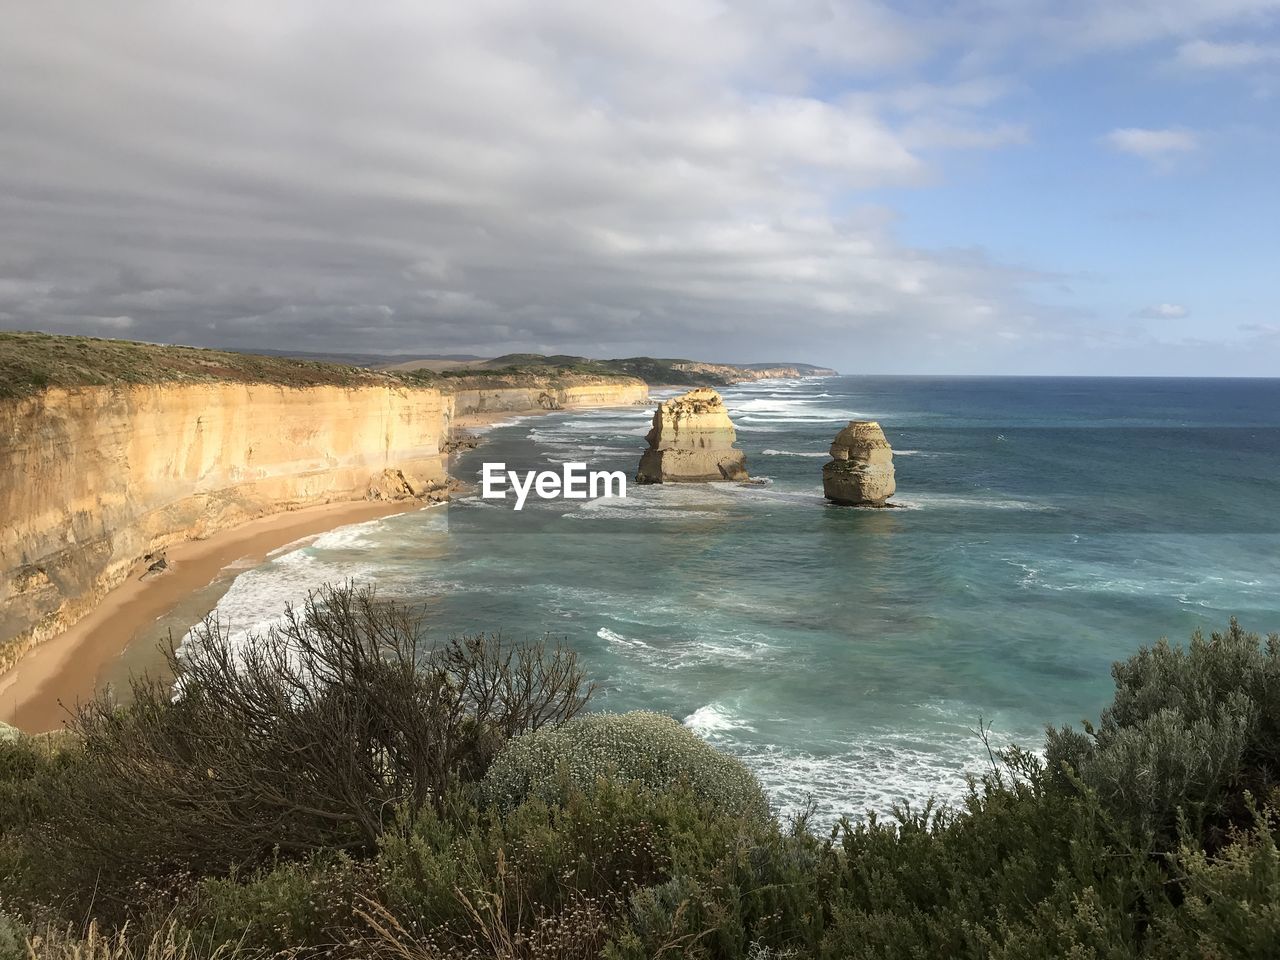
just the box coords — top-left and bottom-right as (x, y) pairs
(190, 376), (1280, 822)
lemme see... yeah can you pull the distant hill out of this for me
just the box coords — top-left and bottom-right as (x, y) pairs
(383, 353), (838, 386)
(249, 348), (486, 368)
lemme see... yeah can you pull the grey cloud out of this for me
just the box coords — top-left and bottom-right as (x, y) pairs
(0, 1), (1268, 368)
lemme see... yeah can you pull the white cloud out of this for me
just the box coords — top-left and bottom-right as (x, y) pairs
(0, 0), (1048, 366)
(0, 1), (1274, 369)
(1133, 303), (1190, 319)
(1104, 127), (1200, 164)
(1175, 39), (1280, 68)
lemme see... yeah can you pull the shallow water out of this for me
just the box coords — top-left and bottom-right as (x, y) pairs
(193, 376), (1280, 822)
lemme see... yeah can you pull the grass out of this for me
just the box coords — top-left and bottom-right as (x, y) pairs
(0, 333), (644, 399)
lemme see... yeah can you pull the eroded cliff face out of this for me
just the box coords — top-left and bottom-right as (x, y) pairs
(635, 388), (748, 483)
(0, 383), (449, 671)
(445, 379), (648, 420)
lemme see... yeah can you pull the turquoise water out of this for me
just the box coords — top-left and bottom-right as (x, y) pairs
(199, 377), (1280, 821)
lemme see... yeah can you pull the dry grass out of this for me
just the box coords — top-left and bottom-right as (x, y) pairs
(25, 921), (251, 960)
(0, 332), (398, 399)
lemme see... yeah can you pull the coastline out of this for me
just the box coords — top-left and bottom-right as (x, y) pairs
(0, 498), (423, 734)
(0, 396), (648, 735)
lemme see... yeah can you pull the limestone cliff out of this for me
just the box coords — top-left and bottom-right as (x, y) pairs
(822, 421), (896, 506)
(0, 383), (449, 672)
(635, 388), (748, 483)
(443, 377), (648, 421)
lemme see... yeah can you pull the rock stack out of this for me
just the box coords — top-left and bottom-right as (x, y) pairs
(636, 388), (748, 483)
(822, 421), (896, 506)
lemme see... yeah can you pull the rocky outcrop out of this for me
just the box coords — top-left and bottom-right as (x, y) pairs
(0, 383), (450, 672)
(822, 421), (896, 506)
(636, 388), (748, 483)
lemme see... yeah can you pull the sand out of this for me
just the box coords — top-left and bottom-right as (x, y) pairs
(0, 499), (425, 734)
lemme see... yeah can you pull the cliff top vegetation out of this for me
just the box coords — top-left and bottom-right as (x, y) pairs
(410, 353), (837, 386)
(0, 332), (644, 399)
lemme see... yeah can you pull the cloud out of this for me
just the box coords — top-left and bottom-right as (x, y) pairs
(1175, 39), (1280, 68)
(1133, 303), (1190, 319)
(0, 1), (1272, 370)
(1104, 127), (1200, 165)
(0, 0), (1054, 367)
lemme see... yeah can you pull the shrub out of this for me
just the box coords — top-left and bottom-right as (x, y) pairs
(38, 583), (594, 920)
(1145, 800), (1280, 958)
(481, 711), (770, 822)
(373, 783), (685, 958)
(0, 911), (24, 960)
(0, 734), (87, 912)
(187, 852), (375, 958)
(1045, 619), (1280, 841)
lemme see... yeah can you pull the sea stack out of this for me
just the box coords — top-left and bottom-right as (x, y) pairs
(822, 421), (896, 506)
(636, 388), (748, 483)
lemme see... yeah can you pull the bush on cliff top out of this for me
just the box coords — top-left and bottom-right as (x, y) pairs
(25, 584), (593, 918)
(481, 710), (771, 822)
(1045, 618), (1280, 843)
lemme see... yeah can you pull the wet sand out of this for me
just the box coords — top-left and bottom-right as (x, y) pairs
(0, 499), (424, 734)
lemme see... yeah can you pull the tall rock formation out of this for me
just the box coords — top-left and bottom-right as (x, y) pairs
(822, 421), (896, 506)
(636, 388), (748, 483)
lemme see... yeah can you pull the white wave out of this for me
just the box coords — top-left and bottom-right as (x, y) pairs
(720, 485), (827, 506)
(684, 702), (756, 737)
(598, 626), (652, 649)
(182, 550), (378, 649)
(468, 416), (532, 433)
(735, 397), (826, 412)
(761, 448), (828, 458)
(892, 492), (1056, 512)
(740, 414), (853, 424)
(704, 715), (1040, 824)
(308, 516), (400, 551)
(564, 504), (723, 521)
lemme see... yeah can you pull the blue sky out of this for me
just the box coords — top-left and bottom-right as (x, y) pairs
(870, 34), (1279, 373)
(0, 1), (1277, 374)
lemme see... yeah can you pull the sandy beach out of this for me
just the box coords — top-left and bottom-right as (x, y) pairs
(0, 498), (424, 734)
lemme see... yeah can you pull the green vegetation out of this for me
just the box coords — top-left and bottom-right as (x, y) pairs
(408, 354), (829, 386)
(2, 593), (1277, 958)
(481, 711), (770, 822)
(0, 332), (400, 399)
(0, 334), (646, 399)
(0, 333), (830, 397)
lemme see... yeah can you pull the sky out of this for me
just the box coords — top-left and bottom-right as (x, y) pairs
(1, 1), (1278, 375)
